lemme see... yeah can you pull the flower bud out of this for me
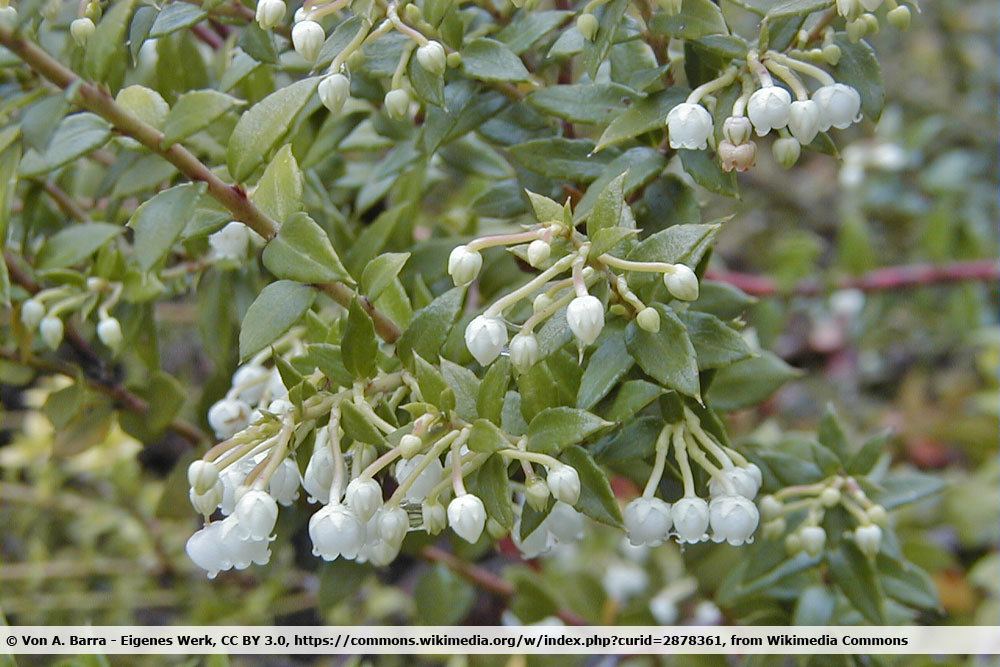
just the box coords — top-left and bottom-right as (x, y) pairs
(399, 433), (423, 459)
(623, 497), (672, 546)
(255, 0), (286, 30)
(526, 239), (551, 268)
(464, 315), (507, 366)
(0, 6), (17, 29)
(663, 264), (699, 301)
(416, 40), (447, 76)
(303, 445), (334, 504)
(718, 140), (757, 172)
(269, 458), (301, 506)
(384, 88), (410, 120)
(708, 495), (759, 546)
(819, 487), (841, 507)
(446, 52), (462, 68)
(525, 477), (550, 511)
(310, 504), (366, 560)
(207, 398), (252, 440)
(636, 307), (660, 333)
(772, 137), (801, 169)
(422, 500), (447, 534)
(576, 13), (599, 41)
(846, 17), (867, 42)
(188, 460), (221, 495)
(666, 102), (714, 150)
(649, 590), (679, 624)
(762, 517), (786, 539)
(708, 467), (759, 499)
(862, 12), (879, 33)
(566, 295), (605, 347)
(292, 20), (325, 62)
(822, 44), (842, 66)
(867, 504), (888, 526)
(234, 489), (279, 541)
(190, 481), (223, 516)
(760, 494), (783, 521)
(395, 454), (444, 501)
(722, 116), (753, 145)
(20, 298), (45, 330)
(97, 317), (123, 352)
(509, 332), (540, 372)
(784, 531), (802, 554)
(671, 496), (710, 543)
(799, 525), (826, 556)
(447, 493), (487, 543)
(788, 99), (822, 145)
(318, 73), (351, 113)
(231, 364), (270, 405)
(836, 0), (862, 19)
(853, 524), (882, 557)
(887, 5), (910, 30)
(533, 293), (554, 313)
(70, 17), (95, 46)
(546, 464), (580, 505)
(40, 316), (64, 350)
(747, 85), (792, 136)
(345, 477), (383, 520)
(377, 506), (410, 545)
(448, 244), (483, 287)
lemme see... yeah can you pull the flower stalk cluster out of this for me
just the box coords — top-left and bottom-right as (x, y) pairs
(19, 277), (123, 354)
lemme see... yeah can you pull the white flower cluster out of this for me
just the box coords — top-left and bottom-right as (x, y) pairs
(448, 223), (700, 369)
(19, 277), (124, 354)
(623, 412), (761, 548)
(666, 51), (863, 173)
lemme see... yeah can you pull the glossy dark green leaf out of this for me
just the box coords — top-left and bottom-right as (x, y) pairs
(680, 310), (754, 370)
(561, 445), (623, 527)
(827, 542), (885, 624)
(626, 305), (701, 399)
(525, 407), (612, 455)
(461, 38), (530, 82)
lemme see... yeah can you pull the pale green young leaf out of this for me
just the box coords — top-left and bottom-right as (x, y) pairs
(239, 280), (316, 359)
(361, 253), (410, 301)
(341, 299), (378, 379)
(261, 212), (352, 284)
(251, 144), (303, 224)
(19, 113), (111, 177)
(36, 223), (123, 271)
(128, 182), (206, 271)
(161, 90), (243, 147)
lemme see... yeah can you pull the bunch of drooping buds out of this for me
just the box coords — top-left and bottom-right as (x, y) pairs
(623, 409), (762, 548)
(759, 474), (888, 559)
(666, 48), (865, 172)
(19, 277), (124, 354)
(835, 0), (912, 39)
(449, 206), (700, 369)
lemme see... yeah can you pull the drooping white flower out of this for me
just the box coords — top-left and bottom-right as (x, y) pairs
(233, 489), (279, 541)
(318, 73), (351, 113)
(345, 477), (383, 521)
(186, 522), (228, 579)
(416, 40), (447, 76)
(309, 503), (366, 560)
(0, 5), (18, 28)
(649, 590), (679, 624)
(268, 458), (301, 506)
(566, 295), (605, 347)
(188, 460), (221, 495)
(546, 464), (581, 506)
(20, 298), (45, 330)
(692, 600), (723, 625)
(377, 505), (410, 545)
(230, 364), (271, 405)
(70, 17), (95, 46)
(664, 265), (699, 301)
(759, 494), (783, 521)
(395, 454), (445, 501)
(747, 85), (792, 136)
(303, 444), (335, 504)
(292, 19), (324, 62)
(547, 501), (585, 542)
(666, 103), (714, 150)
(788, 99), (822, 145)
(219, 516), (272, 568)
(718, 140), (757, 173)
(464, 315), (507, 366)
(207, 398), (252, 440)
(255, 0), (286, 29)
(509, 332), (540, 372)
(853, 524), (882, 557)
(708, 495), (759, 545)
(208, 222), (250, 261)
(447, 493), (487, 543)
(384, 88), (411, 120)
(623, 497), (673, 546)
(812, 83), (862, 130)
(671, 496), (710, 543)
(448, 245), (483, 287)
(799, 525), (826, 557)
(708, 466), (760, 499)
(526, 239), (551, 268)
(40, 316), (64, 350)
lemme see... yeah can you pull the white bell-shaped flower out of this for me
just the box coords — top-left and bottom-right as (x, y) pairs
(567, 295), (605, 347)
(345, 477), (383, 521)
(447, 493), (487, 543)
(40, 316), (64, 350)
(20, 298), (45, 330)
(664, 264), (699, 301)
(708, 495), (759, 545)
(209, 221), (250, 261)
(748, 85), (792, 136)
(292, 20), (324, 62)
(853, 524), (882, 557)
(395, 454), (445, 501)
(319, 73), (351, 114)
(186, 522), (229, 579)
(376, 506), (409, 545)
(509, 332), (540, 372)
(788, 99), (822, 145)
(233, 489), (279, 541)
(722, 116), (753, 145)
(219, 460), (253, 515)
(448, 245), (483, 287)
(666, 103), (714, 150)
(231, 364), (271, 405)
(623, 497), (672, 546)
(546, 464), (581, 506)
(255, 0), (286, 29)
(416, 40), (447, 76)
(309, 503), (366, 560)
(384, 88), (410, 120)
(207, 398), (252, 440)
(526, 239), (551, 268)
(303, 445), (334, 504)
(799, 525), (826, 557)
(812, 83), (862, 130)
(268, 458), (301, 506)
(188, 460), (220, 494)
(636, 307), (660, 333)
(362, 535), (402, 566)
(464, 315), (507, 366)
(219, 516), (272, 569)
(671, 496), (710, 543)
(547, 501), (585, 542)
(708, 466), (760, 499)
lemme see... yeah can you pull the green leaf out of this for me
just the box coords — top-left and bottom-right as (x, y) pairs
(581, 0), (628, 77)
(680, 310), (754, 370)
(468, 419), (508, 454)
(412, 353), (454, 413)
(415, 565), (475, 625)
(576, 323), (633, 409)
(626, 305), (701, 399)
(339, 400), (385, 445)
(679, 148), (739, 197)
(827, 542), (885, 624)
(128, 182), (205, 271)
(878, 555), (940, 612)
(461, 38), (530, 82)
(118, 371), (185, 442)
(149, 3), (207, 38)
(251, 144), (303, 224)
(361, 253), (410, 300)
(847, 430), (890, 475)
(650, 0), (727, 39)
(315, 16), (366, 69)
(396, 287), (464, 364)
(477, 358), (511, 425)
(874, 471), (945, 510)
(706, 352), (801, 411)
(36, 223), (122, 271)
(525, 407), (612, 455)
(586, 171), (627, 239)
(626, 223), (720, 272)
(19, 113), (111, 177)
(440, 358), (480, 421)
(526, 190), (569, 225)
(497, 10), (573, 54)
(561, 445), (623, 527)
(604, 380), (665, 422)
(341, 299), (378, 379)
(509, 138), (609, 183)
(227, 77), (320, 181)
(595, 88), (687, 151)
(765, 0), (833, 17)
(831, 36), (884, 121)
(239, 280), (316, 359)
(527, 83), (634, 125)
(161, 90), (242, 147)
(816, 404), (851, 461)
(474, 453), (515, 528)
(262, 212), (352, 284)
(0, 145), (16, 304)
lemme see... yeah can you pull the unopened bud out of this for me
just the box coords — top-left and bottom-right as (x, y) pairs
(819, 487), (841, 507)
(188, 460), (221, 494)
(867, 504), (888, 525)
(862, 12), (879, 33)
(533, 293), (554, 313)
(416, 40), (447, 76)
(526, 239), (551, 268)
(70, 17), (95, 46)
(0, 6), (17, 29)
(636, 307), (660, 333)
(846, 18), (867, 42)
(772, 137), (801, 169)
(97, 317), (123, 352)
(422, 500), (447, 534)
(762, 517), (786, 539)
(546, 464), (581, 506)
(255, 0), (286, 30)
(576, 13), (599, 41)
(566, 295), (605, 347)
(525, 478), (550, 511)
(822, 44), (842, 66)
(319, 73), (351, 113)
(887, 5), (910, 30)
(664, 264), (699, 301)
(722, 116), (753, 145)
(760, 495), (783, 521)
(448, 245), (483, 287)
(446, 52), (462, 68)
(399, 433), (423, 459)
(509, 332), (540, 372)
(384, 88), (411, 120)
(799, 525), (826, 557)
(20, 298), (45, 330)
(40, 316), (64, 350)
(292, 19), (325, 62)
(854, 524), (882, 558)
